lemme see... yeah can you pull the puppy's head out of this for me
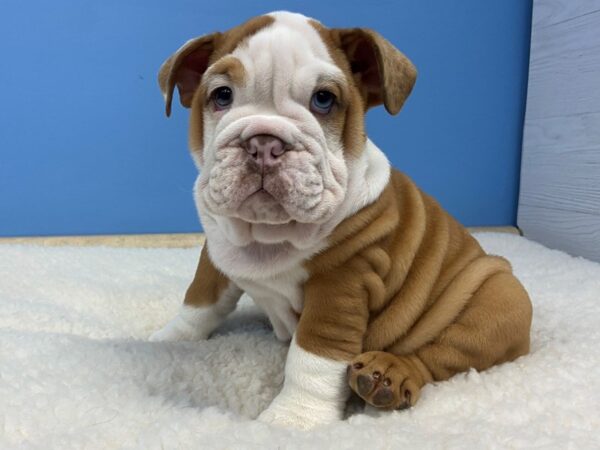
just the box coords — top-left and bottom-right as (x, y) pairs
(159, 12), (416, 245)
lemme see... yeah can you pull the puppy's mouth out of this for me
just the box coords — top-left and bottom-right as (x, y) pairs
(235, 186), (293, 225)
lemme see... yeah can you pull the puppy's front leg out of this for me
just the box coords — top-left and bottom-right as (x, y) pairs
(259, 269), (369, 429)
(150, 245), (242, 341)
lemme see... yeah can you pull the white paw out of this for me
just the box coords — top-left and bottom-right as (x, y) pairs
(256, 335), (349, 429)
(149, 305), (226, 342)
(148, 323), (207, 342)
(149, 313), (209, 342)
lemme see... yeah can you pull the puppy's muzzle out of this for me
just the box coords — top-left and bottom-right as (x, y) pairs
(243, 134), (289, 171)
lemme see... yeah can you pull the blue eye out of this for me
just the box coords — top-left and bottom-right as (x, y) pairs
(211, 86), (233, 109)
(310, 90), (336, 114)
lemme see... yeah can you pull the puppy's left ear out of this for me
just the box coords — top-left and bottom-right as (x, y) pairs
(158, 33), (221, 117)
(332, 28), (417, 115)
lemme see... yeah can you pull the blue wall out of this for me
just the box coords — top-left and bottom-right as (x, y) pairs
(0, 0), (532, 236)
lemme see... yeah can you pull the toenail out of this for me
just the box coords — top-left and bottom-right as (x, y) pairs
(383, 378), (391, 386)
(373, 371), (381, 380)
(353, 362), (364, 370)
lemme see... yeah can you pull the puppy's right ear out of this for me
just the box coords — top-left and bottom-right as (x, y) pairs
(158, 33), (221, 117)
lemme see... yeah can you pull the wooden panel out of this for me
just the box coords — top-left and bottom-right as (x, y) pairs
(518, 0), (600, 262)
(523, 112), (600, 149)
(0, 233), (205, 248)
(520, 137), (600, 215)
(518, 205), (600, 262)
(532, 1), (600, 28)
(526, 10), (600, 120)
(0, 228), (519, 248)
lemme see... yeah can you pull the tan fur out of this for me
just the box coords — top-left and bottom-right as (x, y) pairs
(183, 169), (532, 409)
(207, 16), (275, 65)
(299, 170), (532, 408)
(205, 56), (247, 85)
(311, 74), (367, 158)
(188, 56), (247, 155)
(310, 21), (367, 156)
(328, 27), (417, 115)
(297, 171), (532, 359)
(159, 32), (219, 116)
(188, 83), (207, 156)
(158, 15), (274, 117)
(183, 244), (230, 307)
(309, 23), (417, 156)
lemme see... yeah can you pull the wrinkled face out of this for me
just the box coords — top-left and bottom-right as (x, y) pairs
(193, 15), (362, 233)
(160, 12), (416, 247)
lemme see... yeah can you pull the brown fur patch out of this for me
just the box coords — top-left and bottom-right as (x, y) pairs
(310, 20), (367, 157)
(188, 85), (207, 156)
(206, 56), (247, 86)
(189, 56), (247, 155)
(159, 32), (220, 116)
(296, 169), (532, 389)
(161, 16), (273, 156)
(309, 22), (417, 156)
(331, 28), (418, 115)
(159, 15), (274, 117)
(183, 244), (230, 307)
(188, 16), (273, 156)
(209, 15), (274, 64)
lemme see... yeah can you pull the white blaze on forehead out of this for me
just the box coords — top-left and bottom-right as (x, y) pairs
(231, 11), (342, 109)
(264, 11), (331, 60)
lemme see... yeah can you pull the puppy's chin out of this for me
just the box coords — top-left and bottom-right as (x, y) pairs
(227, 192), (330, 248)
(248, 221), (321, 247)
(235, 190), (292, 224)
(204, 207), (323, 250)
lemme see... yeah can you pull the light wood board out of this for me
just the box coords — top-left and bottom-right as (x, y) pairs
(518, 0), (600, 262)
(0, 227), (519, 248)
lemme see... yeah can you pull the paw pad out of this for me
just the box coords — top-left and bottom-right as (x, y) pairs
(347, 351), (421, 410)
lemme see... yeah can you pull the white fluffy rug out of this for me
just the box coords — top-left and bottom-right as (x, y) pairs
(1, 233), (600, 449)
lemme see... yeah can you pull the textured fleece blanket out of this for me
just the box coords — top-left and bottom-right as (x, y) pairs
(1, 233), (599, 449)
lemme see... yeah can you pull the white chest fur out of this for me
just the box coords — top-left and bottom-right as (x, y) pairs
(198, 139), (391, 341)
(233, 265), (308, 341)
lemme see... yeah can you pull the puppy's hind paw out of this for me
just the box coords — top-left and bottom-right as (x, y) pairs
(347, 351), (422, 410)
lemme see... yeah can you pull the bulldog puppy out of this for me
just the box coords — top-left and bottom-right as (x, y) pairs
(150, 11), (532, 429)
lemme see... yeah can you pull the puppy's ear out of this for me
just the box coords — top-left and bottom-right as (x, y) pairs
(333, 28), (417, 115)
(158, 33), (221, 117)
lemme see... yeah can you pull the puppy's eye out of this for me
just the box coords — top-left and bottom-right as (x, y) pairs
(310, 90), (336, 114)
(211, 86), (233, 110)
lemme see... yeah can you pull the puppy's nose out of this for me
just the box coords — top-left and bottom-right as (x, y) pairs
(244, 134), (287, 165)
